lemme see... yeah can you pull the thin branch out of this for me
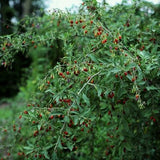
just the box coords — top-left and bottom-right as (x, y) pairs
(54, 122), (65, 152)
(78, 71), (101, 95)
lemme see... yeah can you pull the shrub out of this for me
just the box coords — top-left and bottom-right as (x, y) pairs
(0, 0), (160, 159)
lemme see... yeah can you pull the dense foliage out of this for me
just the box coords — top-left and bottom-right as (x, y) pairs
(0, 0), (160, 159)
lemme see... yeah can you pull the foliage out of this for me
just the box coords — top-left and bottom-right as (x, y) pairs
(0, 0), (46, 98)
(0, 0), (160, 159)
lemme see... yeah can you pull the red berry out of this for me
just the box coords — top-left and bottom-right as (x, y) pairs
(81, 128), (84, 131)
(59, 72), (63, 76)
(132, 77), (135, 82)
(66, 71), (70, 75)
(64, 131), (68, 135)
(48, 108), (51, 112)
(105, 151), (110, 156)
(111, 92), (114, 98)
(73, 137), (77, 141)
(75, 21), (78, 24)
(85, 30), (88, 34)
(68, 123), (72, 127)
(33, 130), (38, 136)
(90, 20), (93, 24)
(70, 20), (73, 24)
(102, 39), (107, 44)
(97, 31), (102, 35)
(153, 118), (156, 122)
(119, 36), (122, 40)
(50, 104), (53, 108)
(115, 47), (118, 50)
(124, 72), (127, 76)
(114, 38), (118, 44)
(32, 121), (36, 124)
(108, 110), (111, 115)
(40, 127), (43, 130)
(150, 116), (153, 120)
(111, 145), (115, 149)
(82, 25), (86, 29)
(50, 115), (54, 120)
(72, 146), (78, 151)
(83, 68), (88, 72)
(135, 94), (139, 99)
(18, 152), (22, 156)
(62, 115), (64, 118)
(24, 111), (28, 114)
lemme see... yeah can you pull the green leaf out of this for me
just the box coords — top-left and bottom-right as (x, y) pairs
(99, 102), (107, 109)
(151, 44), (158, 54)
(111, 68), (121, 73)
(28, 111), (36, 118)
(144, 110), (152, 118)
(66, 141), (74, 151)
(88, 54), (98, 62)
(146, 86), (157, 91)
(45, 89), (54, 94)
(153, 110), (159, 114)
(43, 150), (50, 159)
(64, 116), (70, 123)
(125, 143), (132, 151)
(82, 93), (90, 106)
(73, 116), (79, 125)
(52, 152), (58, 160)
(57, 138), (63, 149)
(97, 87), (102, 97)
(38, 124), (41, 130)
(45, 144), (54, 150)
(23, 146), (33, 150)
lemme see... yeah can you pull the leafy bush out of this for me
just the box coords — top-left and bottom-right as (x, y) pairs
(0, 0), (160, 159)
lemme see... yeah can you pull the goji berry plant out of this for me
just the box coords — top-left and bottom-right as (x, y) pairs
(0, 0), (160, 159)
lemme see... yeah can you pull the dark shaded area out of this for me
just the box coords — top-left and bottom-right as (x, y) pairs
(0, 0), (45, 98)
(0, 0), (13, 35)
(0, 54), (32, 98)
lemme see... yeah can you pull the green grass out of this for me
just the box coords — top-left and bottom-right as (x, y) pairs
(0, 96), (26, 121)
(0, 106), (13, 119)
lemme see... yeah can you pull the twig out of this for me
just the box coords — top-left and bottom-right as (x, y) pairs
(78, 71), (101, 95)
(54, 122), (65, 152)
